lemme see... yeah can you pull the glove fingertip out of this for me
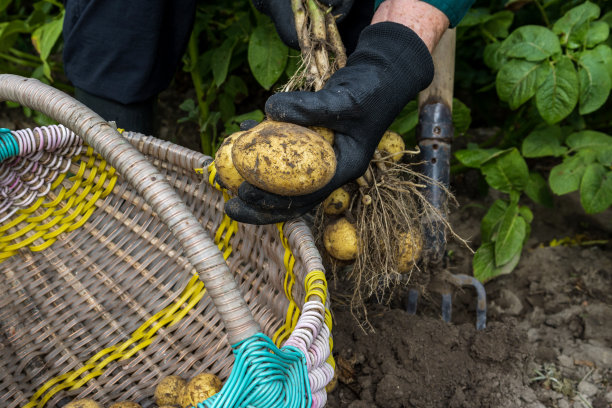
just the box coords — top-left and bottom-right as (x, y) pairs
(239, 119), (259, 131)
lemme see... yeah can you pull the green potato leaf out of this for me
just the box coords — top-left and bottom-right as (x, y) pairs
(248, 22), (288, 90)
(500, 25), (561, 61)
(494, 202), (527, 266)
(496, 59), (542, 109)
(553, 1), (600, 46)
(580, 164), (612, 213)
(481, 148), (530, 193)
(535, 57), (579, 124)
(522, 125), (567, 157)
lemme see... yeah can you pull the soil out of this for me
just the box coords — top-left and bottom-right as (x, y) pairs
(326, 188), (612, 408)
(1, 75), (611, 408)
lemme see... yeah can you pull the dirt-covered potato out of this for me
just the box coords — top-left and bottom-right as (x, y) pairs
(154, 375), (186, 407)
(64, 399), (102, 408)
(108, 402), (141, 408)
(377, 130), (405, 162)
(397, 231), (423, 272)
(323, 187), (350, 215)
(179, 373), (223, 407)
(214, 131), (246, 194)
(232, 120), (337, 196)
(324, 218), (359, 261)
(309, 126), (335, 145)
(325, 369), (339, 393)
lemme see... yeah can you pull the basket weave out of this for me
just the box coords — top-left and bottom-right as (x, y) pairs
(0, 75), (334, 408)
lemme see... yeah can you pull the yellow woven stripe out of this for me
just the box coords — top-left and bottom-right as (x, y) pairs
(26, 274), (207, 408)
(0, 147), (116, 263)
(272, 222), (302, 347)
(26, 161), (234, 407)
(271, 224), (336, 372)
(207, 163), (238, 260)
(304, 269), (335, 371)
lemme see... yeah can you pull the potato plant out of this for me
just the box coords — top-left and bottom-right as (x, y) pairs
(454, 0), (612, 282)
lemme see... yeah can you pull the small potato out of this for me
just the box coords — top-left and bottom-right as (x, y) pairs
(109, 402), (141, 408)
(377, 130), (405, 162)
(180, 373), (223, 407)
(232, 121), (336, 196)
(397, 231), (423, 273)
(309, 126), (335, 145)
(323, 218), (359, 261)
(325, 369), (339, 393)
(64, 399), (102, 408)
(322, 187), (350, 215)
(214, 131), (247, 194)
(155, 375), (186, 406)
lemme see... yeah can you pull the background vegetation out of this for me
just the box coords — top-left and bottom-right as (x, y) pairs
(1, 0), (611, 281)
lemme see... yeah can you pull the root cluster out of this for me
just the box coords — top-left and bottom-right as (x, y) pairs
(314, 151), (461, 331)
(285, 1), (466, 330)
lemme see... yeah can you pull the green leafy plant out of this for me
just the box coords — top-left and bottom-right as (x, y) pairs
(455, 0), (612, 282)
(181, 1), (298, 155)
(1, 0), (66, 124)
(0, 0), (65, 83)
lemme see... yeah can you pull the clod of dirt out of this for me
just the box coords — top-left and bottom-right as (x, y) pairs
(328, 306), (537, 408)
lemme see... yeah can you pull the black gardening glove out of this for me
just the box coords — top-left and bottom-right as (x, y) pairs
(252, 0), (355, 49)
(225, 22), (434, 225)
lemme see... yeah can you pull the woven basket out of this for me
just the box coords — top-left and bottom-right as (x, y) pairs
(0, 75), (334, 408)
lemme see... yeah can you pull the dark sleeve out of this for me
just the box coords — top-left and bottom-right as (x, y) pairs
(62, 0), (196, 104)
(373, 0), (474, 27)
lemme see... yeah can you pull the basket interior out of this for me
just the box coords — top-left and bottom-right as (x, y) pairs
(0, 131), (313, 407)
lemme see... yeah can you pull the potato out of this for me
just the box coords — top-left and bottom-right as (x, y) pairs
(64, 399), (102, 408)
(109, 402), (141, 408)
(180, 373), (223, 407)
(323, 218), (359, 261)
(309, 126), (335, 145)
(214, 131), (246, 194)
(397, 231), (423, 273)
(377, 130), (405, 162)
(154, 375), (186, 406)
(232, 121), (336, 196)
(325, 369), (339, 393)
(322, 187), (350, 215)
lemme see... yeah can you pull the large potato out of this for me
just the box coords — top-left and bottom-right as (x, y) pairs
(214, 131), (246, 194)
(154, 375), (186, 406)
(179, 373), (223, 407)
(232, 121), (336, 196)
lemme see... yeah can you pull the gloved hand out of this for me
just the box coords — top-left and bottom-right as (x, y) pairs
(252, 0), (355, 49)
(225, 22), (434, 225)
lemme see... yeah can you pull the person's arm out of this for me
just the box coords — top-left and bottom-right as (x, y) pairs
(371, 0), (449, 52)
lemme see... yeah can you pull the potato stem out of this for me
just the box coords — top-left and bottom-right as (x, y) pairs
(325, 11), (347, 69)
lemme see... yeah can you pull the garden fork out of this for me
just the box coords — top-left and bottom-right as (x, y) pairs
(407, 28), (487, 330)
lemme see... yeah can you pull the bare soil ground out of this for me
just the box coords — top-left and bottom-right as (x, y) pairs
(326, 187), (612, 408)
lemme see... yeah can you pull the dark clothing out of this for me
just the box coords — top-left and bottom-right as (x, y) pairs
(337, 0), (375, 55)
(63, 0), (196, 105)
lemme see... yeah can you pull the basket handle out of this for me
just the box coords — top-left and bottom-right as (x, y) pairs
(0, 74), (261, 345)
